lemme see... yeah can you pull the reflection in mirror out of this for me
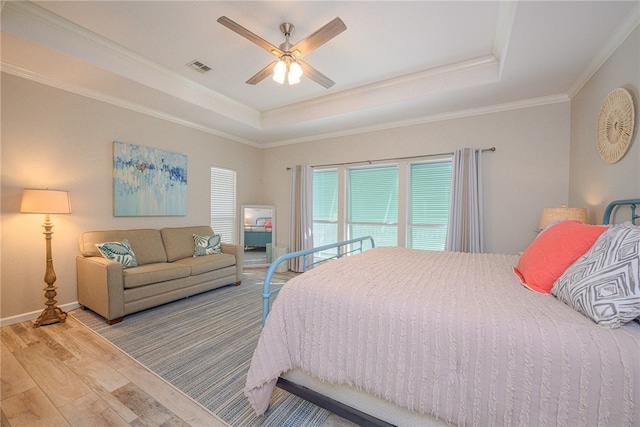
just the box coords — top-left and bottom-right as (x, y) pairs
(241, 205), (275, 267)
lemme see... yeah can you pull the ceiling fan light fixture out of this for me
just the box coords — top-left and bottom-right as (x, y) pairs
(217, 16), (346, 88)
(273, 59), (287, 84)
(288, 72), (300, 85)
(288, 61), (302, 85)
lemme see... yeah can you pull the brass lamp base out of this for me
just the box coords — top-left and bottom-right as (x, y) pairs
(33, 306), (67, 327)
(32, 215), (67, 328)
(33, 283), (67, 327)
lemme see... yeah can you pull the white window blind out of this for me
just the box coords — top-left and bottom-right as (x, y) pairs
(347, 165), (398, 247)
(312, 159), (452, 251)
(312, 169), (338, 250)
(408, 161), (452, 250)
(210, 167), (236, 244)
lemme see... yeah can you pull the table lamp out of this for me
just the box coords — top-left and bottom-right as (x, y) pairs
(538, 204), (588, 231)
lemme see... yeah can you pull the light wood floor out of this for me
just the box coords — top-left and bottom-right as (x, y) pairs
(1, 309), (356, 427)
(1, 314), (229, 427)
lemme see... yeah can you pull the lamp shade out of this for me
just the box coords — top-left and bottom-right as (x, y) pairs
(273, 59), (287, 84)
(538, 204), (587, 230)
(288, 61), (302, 85)
(20, 189), (71, 214)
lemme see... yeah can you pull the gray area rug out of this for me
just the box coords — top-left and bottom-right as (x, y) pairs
(71, 270), (329, 426)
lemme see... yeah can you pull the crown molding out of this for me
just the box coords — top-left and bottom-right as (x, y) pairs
(567, 2), (639, 98)
(264, 93), (570, 148)
(3, 60), (569, 149)
(3, 1), (262, 128)
(3, 1), (504, 133)
(1, 63), (260, 147)
(494, 0), (518, 79)
(265, 0), (514, 126)
(261, 55), (500, 129)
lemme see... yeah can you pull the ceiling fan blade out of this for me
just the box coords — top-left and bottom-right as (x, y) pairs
(246, 62), (276, 85)
(290, 17), (346, 59)
(299, 60), (335, 89)
(217, 16), (283, 57)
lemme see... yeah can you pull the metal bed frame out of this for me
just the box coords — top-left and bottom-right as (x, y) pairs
(261, 235), (375, 326)
(603, 198), (640, 225)
(256, 199), (639, 426)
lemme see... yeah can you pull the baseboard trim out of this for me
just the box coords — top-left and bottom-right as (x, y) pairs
(1, 302), (81, 327)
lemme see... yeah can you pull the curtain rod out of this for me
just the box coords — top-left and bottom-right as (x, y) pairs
(286, 147), (495, 170)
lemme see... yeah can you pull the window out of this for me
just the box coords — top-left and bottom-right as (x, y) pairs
(210, 167), (236, 244)
(312, 169), (338, 249)
(408, 161), (452, 250)
(347, 165), (398, 247)
(312, 157), (452, 251)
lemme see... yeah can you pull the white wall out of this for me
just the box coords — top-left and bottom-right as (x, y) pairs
(569, 27), (640, 221)
(11, 24), (635, 321)
(1, 74), (263, 321)
(262, 102), (571, 255)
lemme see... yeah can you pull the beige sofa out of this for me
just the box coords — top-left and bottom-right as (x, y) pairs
(76, 225), (243, 324)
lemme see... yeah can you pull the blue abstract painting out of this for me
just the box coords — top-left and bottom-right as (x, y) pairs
(113, 142), (187, 216)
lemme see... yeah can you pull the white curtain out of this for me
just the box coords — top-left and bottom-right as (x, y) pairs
(445, 148), (484, 253)
(289, 165), (313, 272)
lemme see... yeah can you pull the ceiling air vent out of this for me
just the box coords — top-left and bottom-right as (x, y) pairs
(186, 60), (212, 73)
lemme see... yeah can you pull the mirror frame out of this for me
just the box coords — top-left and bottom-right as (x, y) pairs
(240, 205), (275, 267)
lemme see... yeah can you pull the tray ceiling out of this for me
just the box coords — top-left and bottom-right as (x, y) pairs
(1, 1), (638, 146)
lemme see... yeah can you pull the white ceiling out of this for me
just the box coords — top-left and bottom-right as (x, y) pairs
(1, 1), (638, 147)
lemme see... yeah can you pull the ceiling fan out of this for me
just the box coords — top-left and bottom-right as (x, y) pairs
(217, 16), (346, 89)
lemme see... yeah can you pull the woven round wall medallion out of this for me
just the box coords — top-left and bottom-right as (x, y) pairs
(596, 88), (635, 163)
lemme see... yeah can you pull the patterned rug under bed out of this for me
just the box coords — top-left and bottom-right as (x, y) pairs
(72, 270), (329, 427)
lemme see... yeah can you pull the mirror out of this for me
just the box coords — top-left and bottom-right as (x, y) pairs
(241, 205), (275, 267)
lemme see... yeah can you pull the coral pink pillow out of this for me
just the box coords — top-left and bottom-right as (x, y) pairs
(513, 221), (608, 294)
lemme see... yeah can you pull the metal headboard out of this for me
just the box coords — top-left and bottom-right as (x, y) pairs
(602, 199), (640, 225)
(255, 217), (272, 226)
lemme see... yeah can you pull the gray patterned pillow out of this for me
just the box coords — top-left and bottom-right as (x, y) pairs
(552, 222), (640, 328)
(193, 234), (222, 256)
(95, 239), (138, 268)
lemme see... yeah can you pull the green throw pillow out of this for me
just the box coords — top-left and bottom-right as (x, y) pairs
(194, 234), (222, 256)
(95, 239), (138, 268)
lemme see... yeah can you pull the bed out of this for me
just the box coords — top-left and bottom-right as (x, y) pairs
(244, 216), (272, 248)
(245, 199), (640, 426)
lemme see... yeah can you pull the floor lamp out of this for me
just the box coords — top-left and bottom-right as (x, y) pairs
(20, 189), (71, 327)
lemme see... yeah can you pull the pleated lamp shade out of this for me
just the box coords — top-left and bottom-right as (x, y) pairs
(538, 204), (588, 230)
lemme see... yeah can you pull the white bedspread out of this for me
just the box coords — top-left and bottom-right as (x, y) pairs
(245, 247), (640, 426)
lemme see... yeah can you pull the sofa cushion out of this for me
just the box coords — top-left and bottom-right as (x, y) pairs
(172, 253), (236, 276)
(123, 263), (191, 289)
(80, 229), (168, 265)
(161, 226), (216, 262)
